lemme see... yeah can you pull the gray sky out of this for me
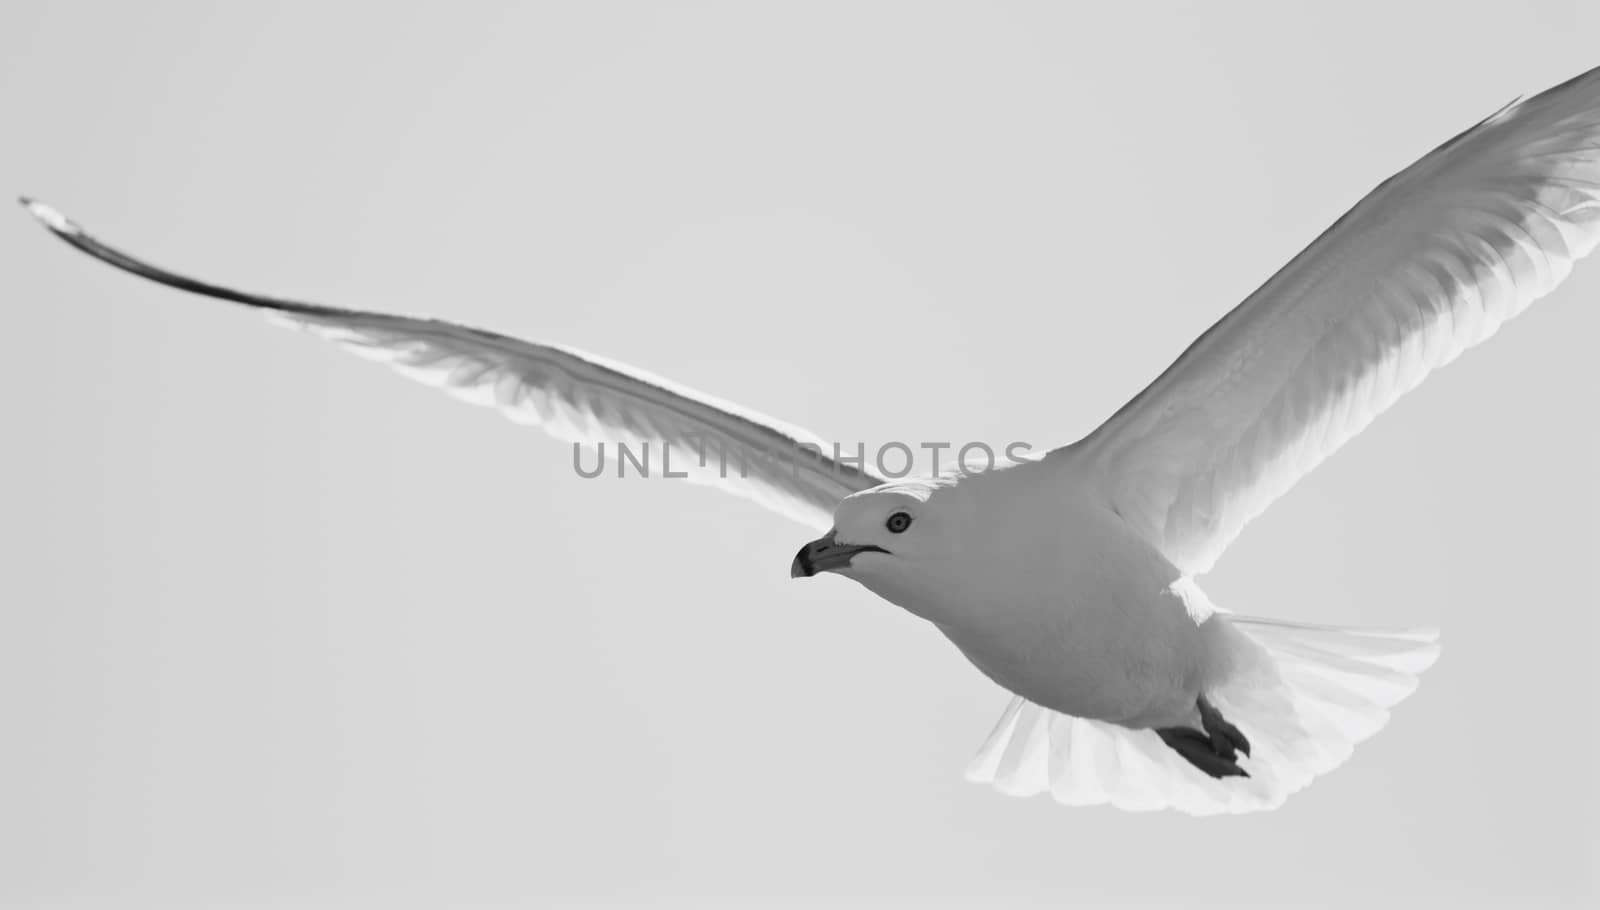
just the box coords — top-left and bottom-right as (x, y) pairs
(4, 2), (1597, 907)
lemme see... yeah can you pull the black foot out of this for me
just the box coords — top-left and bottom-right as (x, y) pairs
(1156, 696), (1252, 779)
(1198, 693), (1251, 759)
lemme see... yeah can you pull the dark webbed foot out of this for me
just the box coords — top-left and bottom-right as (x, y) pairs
(1198, 693), (1251, 759)
(1156, 695), (1252, 779)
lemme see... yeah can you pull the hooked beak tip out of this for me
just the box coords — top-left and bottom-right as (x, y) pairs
(790, 551), (814, 578)
(790, 531), (832, 579)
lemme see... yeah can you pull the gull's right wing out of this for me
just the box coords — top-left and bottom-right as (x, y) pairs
(23, 200), (882, 531)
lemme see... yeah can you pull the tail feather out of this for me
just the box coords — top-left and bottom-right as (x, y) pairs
(1232, 616), (1440, 673)
(964, 614), (1441, 815)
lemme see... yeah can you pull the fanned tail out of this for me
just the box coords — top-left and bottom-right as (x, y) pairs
(964, 613), (1440, 815)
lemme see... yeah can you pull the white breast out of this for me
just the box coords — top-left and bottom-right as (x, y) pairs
(909, 464), (1208, 726)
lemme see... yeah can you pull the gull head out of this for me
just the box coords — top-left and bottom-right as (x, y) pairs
(790, 477), (965, 605)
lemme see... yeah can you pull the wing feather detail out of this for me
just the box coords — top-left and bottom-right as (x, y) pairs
(1062, 65), (1600, 574)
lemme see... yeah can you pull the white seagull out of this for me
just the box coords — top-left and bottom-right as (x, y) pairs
(23, 63), (1600, 815)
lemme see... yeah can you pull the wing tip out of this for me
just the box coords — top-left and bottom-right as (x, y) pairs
(18, 195), (80, 236)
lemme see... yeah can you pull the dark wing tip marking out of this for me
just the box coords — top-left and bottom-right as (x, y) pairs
(19, 197), (350, 320)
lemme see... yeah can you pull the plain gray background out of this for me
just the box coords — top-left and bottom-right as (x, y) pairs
(4, 2), (1597, 907)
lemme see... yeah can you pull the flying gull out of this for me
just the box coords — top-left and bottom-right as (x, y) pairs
(22, 62), (1600, 815)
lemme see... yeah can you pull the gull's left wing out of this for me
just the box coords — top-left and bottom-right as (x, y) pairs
(22, 200), (882, 530)
(1059, 64), (1600, 576)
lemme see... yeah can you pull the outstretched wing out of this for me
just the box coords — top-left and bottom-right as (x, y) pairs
(23, 200), (882, 530)
(1061, 64), (1600, 575)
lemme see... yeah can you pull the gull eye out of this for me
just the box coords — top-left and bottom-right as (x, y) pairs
(885, 511), (913, 534)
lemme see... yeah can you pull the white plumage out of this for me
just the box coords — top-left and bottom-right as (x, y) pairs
(23, 62), (1600, 815)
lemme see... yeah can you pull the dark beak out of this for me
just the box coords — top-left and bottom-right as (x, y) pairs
(790, 530), (889, 578)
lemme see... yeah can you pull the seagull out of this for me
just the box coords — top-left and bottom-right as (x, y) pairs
(22, 62), (1600, 815)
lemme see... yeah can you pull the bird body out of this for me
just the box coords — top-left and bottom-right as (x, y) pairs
(23, 59), (1600, 814)
(807, 461), (1440, 810)
(839, 463), (1206, 730)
